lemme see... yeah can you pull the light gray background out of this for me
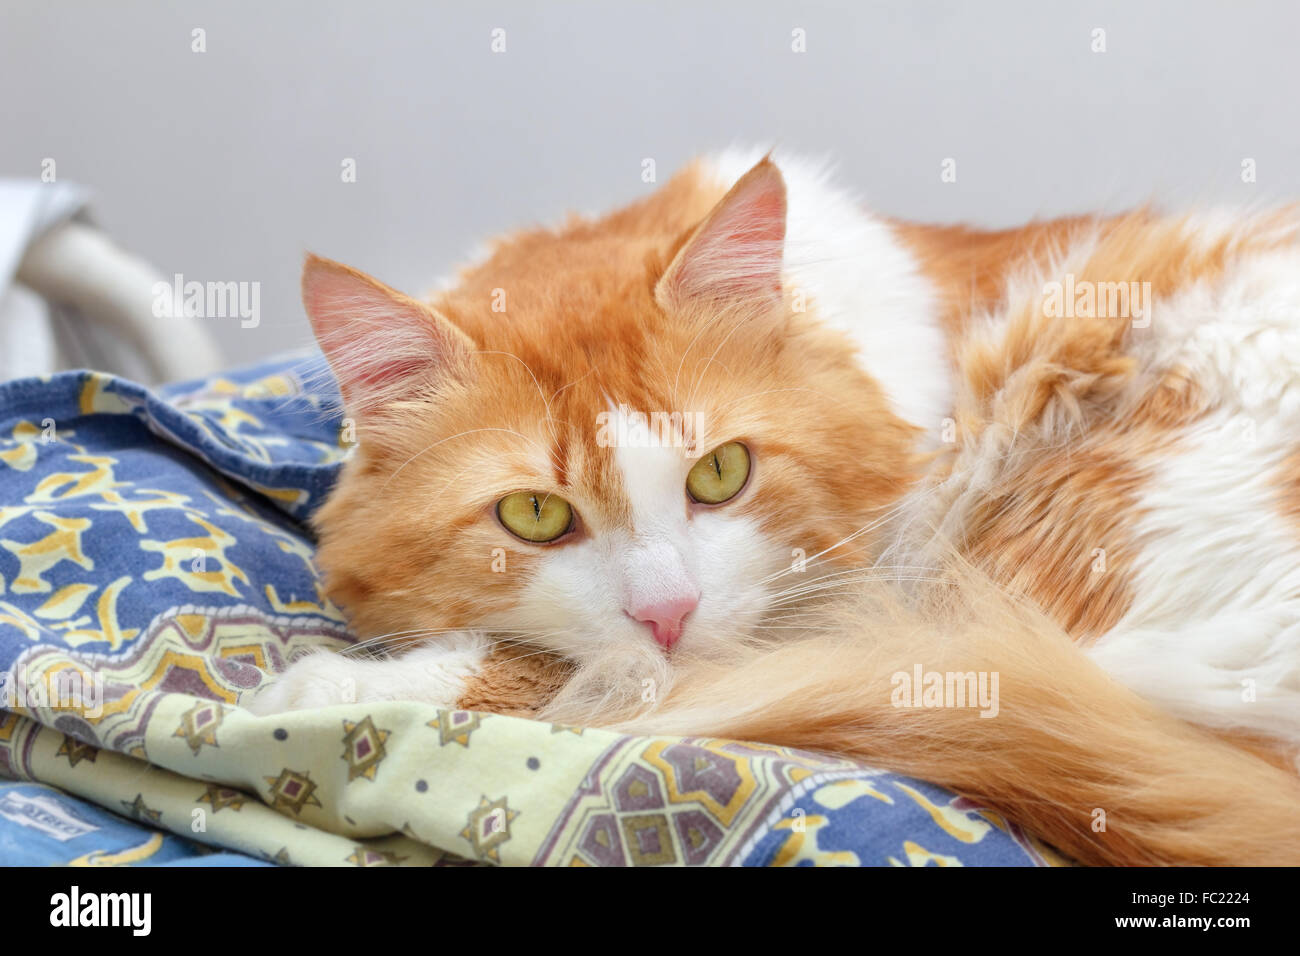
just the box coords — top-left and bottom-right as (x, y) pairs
(3, 0), (1297, 370)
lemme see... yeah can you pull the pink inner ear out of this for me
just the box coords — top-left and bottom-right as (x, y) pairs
(665, 161), (788, 305)
(302, 255), (464, 414)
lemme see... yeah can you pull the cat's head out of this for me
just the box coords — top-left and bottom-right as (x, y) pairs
(304, 157), (918, 698)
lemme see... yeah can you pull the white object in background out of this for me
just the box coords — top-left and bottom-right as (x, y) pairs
(0, 179), (83, 380)
(0, 179), (225, 384)
(0, 284), (55, 382)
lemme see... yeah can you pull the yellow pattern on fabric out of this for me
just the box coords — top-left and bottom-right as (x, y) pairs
(59, 576), (138, 649)
(92, 489), (192, 534)
(1, 512), (94, 593)
(78, 374), (135, 415)
(141, 516), (249, 596)
(642, 738), (757, 827)
(0, 602), (43, 640)
(893, 781), (992, 844)
(812, 778), (895, 810)
(0, 421), (42, 472)
(33, 584), (96, 620)
(69, 833), (166, 866)
(889, 840), (963, 867)
(30, 454), (125, 503)
(770, 813), (861, 867)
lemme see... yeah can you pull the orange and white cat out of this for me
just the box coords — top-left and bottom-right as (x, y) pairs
(249, 149), (1300, 865)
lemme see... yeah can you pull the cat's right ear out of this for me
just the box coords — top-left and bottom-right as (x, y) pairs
(655, 158), (787, 314)
(301, 254), (474, 416)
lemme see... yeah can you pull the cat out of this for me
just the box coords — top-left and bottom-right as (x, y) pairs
(248, 148), (1300, 865)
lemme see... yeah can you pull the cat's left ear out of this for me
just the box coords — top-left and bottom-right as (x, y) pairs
(655, 158), (787, 313)
(301, 254), (475, 417)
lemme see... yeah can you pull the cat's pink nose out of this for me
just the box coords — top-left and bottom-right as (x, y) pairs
(629, 595), (698, 651)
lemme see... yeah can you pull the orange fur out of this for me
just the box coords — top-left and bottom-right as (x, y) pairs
(895, 213), (1112, 342)
(456, 645), (571, 718)
(907, 211), (1292, 639)
(303, 159), (1300, 867)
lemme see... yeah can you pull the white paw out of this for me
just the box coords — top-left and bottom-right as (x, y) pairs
(241, 651), (363, 716)
(240, 636), (489, 716)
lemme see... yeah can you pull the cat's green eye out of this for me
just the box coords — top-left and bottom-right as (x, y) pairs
(686, 442), (751, 505)
(497, 492), (574, 543)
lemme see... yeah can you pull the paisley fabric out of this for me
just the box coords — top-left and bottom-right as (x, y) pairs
(0, 359), (1067, 866)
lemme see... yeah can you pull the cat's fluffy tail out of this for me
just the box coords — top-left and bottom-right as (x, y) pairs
(608, 571), (1300, 866)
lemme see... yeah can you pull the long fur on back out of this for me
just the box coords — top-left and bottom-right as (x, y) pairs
(573, 568), (1300, 866)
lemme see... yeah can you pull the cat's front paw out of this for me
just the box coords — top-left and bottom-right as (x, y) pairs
(242, 651), (361, 716)
(241, 637), (489, 715)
